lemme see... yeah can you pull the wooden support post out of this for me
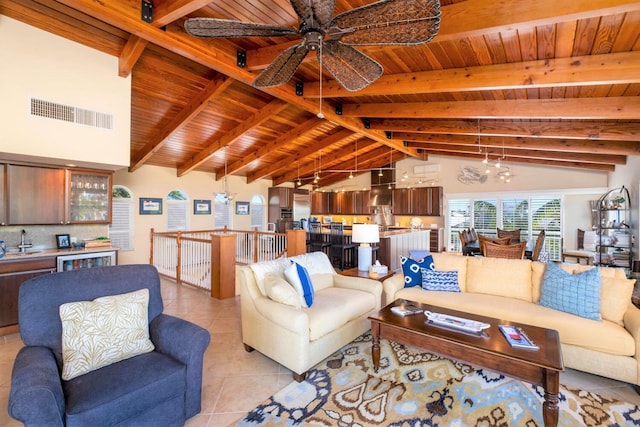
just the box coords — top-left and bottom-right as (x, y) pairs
(211, 233), (236, 299)
(287, 229), (307, 257)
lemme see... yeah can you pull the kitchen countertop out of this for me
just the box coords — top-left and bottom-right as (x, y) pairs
(0, 246), (118, 262)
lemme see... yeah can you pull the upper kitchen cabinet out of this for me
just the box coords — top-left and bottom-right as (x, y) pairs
(268, 187), (294, 208)
(67, 170), (112, 223)
(392, 187), (442, 216)
(7, 165), (65, 225)
(311, 191), (332, 214)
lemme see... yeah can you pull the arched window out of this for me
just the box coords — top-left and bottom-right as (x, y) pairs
(110, 185), (134, 251)
(214, 193), (232, 228)
(167, 190), (189, 231)
(250, 194), (266, 230)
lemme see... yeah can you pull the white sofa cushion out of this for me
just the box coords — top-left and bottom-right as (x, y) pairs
(466, 257), (533, 302)
(306, 287), (377, 341)
(264, 272), (301, 309)
(290, 252), (337, 292)
(250, 258), (290, 296)
(284, 262), (315, 307)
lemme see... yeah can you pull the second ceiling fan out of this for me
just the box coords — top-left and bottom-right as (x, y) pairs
(185, 0), (441, 92)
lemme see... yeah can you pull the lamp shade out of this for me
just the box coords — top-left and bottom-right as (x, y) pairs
(352, 224), (379, 244)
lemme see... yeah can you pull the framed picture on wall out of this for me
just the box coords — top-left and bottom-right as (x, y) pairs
(236, 201), (250, 215)
(194, 199), (211, 215)
(139, 197), (163, 215)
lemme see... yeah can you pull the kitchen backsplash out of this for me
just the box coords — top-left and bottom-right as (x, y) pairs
(0, 225), (109, 250)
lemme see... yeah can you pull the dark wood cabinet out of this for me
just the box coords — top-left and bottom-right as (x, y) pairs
(392, 187), (442, 216)
(0, 256), (56, 332)
(7, 165), (65, 225)
(352, 191), (370, 214)
(311, 191), (333, 214)
(268, 187), (293, 208)
(311, 190), (371, 215)
(0, 164), (6, 226)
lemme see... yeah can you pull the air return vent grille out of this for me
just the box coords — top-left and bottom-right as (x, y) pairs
(30, 98), (113, 130)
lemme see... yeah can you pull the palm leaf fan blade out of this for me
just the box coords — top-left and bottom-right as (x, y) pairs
(289, 0), (336, 28)
(184, 18), (297, 38)
(253, 43), (310, 88)
(330, 0), (441, 45)
(320, 41), (383, 92)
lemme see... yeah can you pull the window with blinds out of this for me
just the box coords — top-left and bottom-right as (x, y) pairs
(214, 194), (231, 228)
(447, 195), (562, 259)
(167, 190), (189, 232)
(250, 195), (265, 230)
(109, 186), (133, 251)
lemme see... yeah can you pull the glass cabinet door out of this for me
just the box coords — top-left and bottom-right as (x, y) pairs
(68, 171), (112, 223)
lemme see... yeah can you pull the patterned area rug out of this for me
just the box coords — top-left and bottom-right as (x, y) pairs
(237, 333), (640, 426)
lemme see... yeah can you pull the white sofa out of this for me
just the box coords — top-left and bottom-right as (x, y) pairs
(237, 252), (382, 381)
(383, 253), (640, 386)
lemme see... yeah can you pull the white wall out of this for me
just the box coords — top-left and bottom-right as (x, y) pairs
(0, 17), (130, 169)
(113, 165), (273, 265)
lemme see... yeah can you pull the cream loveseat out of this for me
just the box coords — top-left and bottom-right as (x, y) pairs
(383, 253), (640, 386)
(237, 252), (382, 381)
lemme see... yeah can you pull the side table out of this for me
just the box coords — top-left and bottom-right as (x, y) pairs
(339, 267), (395, 282)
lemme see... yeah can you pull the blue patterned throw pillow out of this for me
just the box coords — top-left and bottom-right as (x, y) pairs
(538, 261), (601, 321)
(400, 255), (435, 288)
(420, 268), (460, 292)
(284, 261), (314, 307)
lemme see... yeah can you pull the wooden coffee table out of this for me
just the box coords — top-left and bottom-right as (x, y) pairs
(369, 299), (564, 427)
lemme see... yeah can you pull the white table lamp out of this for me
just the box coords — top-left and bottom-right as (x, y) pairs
(352, 224), (380, 272)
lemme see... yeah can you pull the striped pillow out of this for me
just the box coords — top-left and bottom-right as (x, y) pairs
(420, 268), (461, 292)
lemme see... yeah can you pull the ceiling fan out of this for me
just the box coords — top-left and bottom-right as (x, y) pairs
(184, 0), (441, 92)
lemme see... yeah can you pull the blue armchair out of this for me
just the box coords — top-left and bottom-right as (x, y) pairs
(8, 264), (211, 426)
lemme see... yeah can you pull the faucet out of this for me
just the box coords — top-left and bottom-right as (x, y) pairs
(18, 229), (32, 253)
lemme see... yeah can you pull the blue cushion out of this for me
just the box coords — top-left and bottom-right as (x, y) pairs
(420, 268), (461, 292)
(538, 262), (602, 321)
(284, 261), (314, 307)
(400, 255), (435, 288)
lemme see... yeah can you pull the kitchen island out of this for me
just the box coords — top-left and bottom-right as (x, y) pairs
(377, 228), (431, 272)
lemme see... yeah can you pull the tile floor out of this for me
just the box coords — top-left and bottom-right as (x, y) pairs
(1, 277), (640, 426)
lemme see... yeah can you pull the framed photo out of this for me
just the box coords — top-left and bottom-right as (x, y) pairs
(193, 199), (211, 215)
(139, 197), (163, 215)
(236, 201), (250, 215)
(56, 234), (71, 249)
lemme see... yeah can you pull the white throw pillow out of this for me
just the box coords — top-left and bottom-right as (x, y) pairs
(59, 288), (155, 380)
(264, 272), (301, 309)
(284, 261), (315, 308)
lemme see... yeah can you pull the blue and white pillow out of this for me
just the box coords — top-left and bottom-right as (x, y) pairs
(420, 268), (460, 292)
(538, 261), (601, 321)
(400, 255), (435, 288)
(284, 261), (314, 307)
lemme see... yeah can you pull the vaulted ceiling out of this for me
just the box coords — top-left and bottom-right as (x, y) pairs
(2, 0), (640, 188)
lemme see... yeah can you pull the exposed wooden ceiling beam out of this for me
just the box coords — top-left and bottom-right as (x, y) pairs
(399, 133), (640, 156)
(413, 142), (625, 165)
(177, 99), (288, 176)
(369, 119), (640, 142)
(342, 97), (640, 120)
(314, 151), (406, 188)
(246, 129), (356, 183)
(118, 35), (148, 77)
(303, 52), (640, 98)
(216, 116), (323, 178)
(130, 76), (233, 172)
(419, 149), (616, 172)
(152, 0), (213, 26)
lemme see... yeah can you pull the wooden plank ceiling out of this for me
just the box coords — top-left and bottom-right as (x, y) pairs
(2, 0), (640, 188)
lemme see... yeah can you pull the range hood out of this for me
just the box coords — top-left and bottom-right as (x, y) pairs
(370, 191), (392, 206)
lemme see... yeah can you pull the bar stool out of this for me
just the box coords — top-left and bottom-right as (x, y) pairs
(329, 222), (356, 270)
(309, 221), (331, 254)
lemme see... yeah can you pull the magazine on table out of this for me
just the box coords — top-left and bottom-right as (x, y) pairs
(391, 304), (424, 317)
(499, 325), (539, 350)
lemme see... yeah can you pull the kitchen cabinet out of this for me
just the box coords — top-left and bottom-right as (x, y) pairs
(0, 164), (5, 226)
(353, 191), (371, 214)
(392, 187), (442, 216)
(57, 250), (117, 271)
(7, 165), (65, 225)
(268, 187), (293, 208)
(0, 256), (56, 332)
(67, 170), (112, 223)
(311, 191), (333, 214)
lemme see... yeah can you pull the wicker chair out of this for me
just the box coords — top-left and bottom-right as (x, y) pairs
(497, 228), (522, 243)
(484, 241), (527, 259)
(478, 235), (511, 255)
(531, 230), (546, 261)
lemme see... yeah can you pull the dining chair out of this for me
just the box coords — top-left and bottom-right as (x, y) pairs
(497, 228), (521, 243)
(531, 230), (546, 261)
(483, 241), (527, 259)
(478, 234), (511, 255)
